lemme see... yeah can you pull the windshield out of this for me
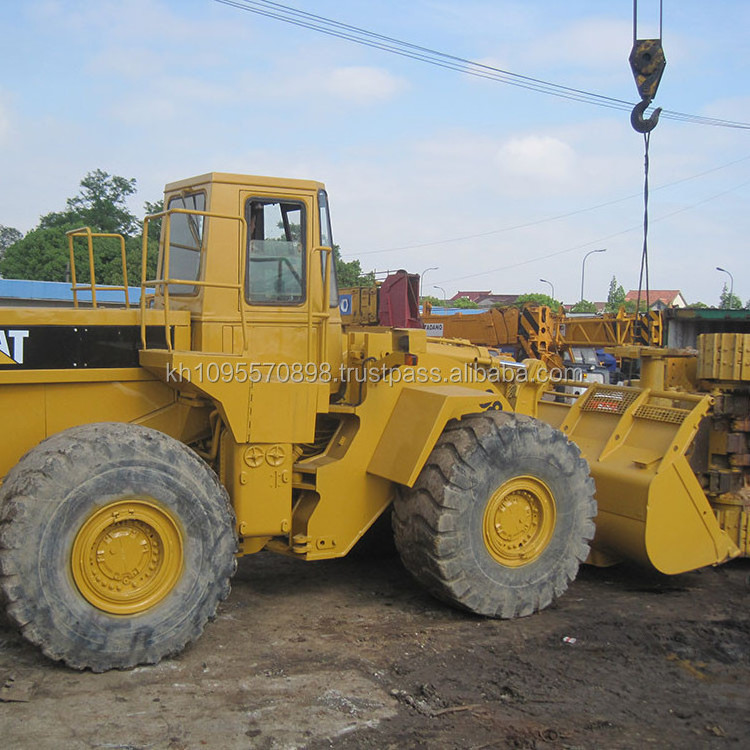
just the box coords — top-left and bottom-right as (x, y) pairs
(245, 198), (306, 305)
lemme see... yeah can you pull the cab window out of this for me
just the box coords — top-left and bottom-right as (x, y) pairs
(163, 192), (205, 295)
(245, 199), (305, 305)
(318, 189), (339, 308)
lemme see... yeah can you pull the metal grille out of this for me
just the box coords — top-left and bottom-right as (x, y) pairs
(633, 404), (687, 424)
(581, 388), (639, 416)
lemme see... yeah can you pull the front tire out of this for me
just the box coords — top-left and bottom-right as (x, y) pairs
(0, 423), (236, 671)
(393, 412), (596, 618)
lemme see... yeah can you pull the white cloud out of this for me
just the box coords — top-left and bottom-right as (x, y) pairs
(89, 47), (166, 79)
(105, 74), (236, 126)
(423, 1), (534, 40)
(496, 135), (575, 183)
(106, 95), (178, 126)
(4, 1), (748, 305)
(527, 18), (631, 71)
(27, 0), (64, 23)
(322, 66), (407, 103)
(31, 0), (255, 47)
(238, 64), (408, 108)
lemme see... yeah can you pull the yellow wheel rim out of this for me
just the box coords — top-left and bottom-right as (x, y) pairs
(71, 499), (183, 615)
(482, 476), (556, 567)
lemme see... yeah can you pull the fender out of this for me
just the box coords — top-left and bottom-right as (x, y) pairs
(367, 383), (511, 487)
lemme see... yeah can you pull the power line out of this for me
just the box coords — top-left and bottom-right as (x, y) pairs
(434, 177), (750, 285)
(218, 0), (633, 108)
(345, 153), (750, 257)
(213, 0), (750, 130)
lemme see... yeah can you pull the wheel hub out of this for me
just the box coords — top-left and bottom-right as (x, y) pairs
(72, 499), (183, 615)
(483, 476), (556, 567)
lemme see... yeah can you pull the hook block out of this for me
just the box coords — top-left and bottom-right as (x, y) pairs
(629, 39), (667, 101)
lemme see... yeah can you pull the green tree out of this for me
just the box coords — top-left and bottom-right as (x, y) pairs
(570, 299), (597, 313)
(0, 225), (75, 281)
(506, 293), (561, 309)
(334, 246), (374, 287)
(421, 295), (441, 307)
(690, 301), (710, 309)
(0, 227), (153, 287)
(604, 275), (626, 312)
(0, 170), (156, 287)
(623, 298), (647, 313)
(39, 169), (138, 235)
(144, 199), (164, 242)
(0, 225), (23, 261)
(719, 283), (742, 310)
(451, 296), (479, 309)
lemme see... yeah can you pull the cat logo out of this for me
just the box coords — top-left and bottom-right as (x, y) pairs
(0, 330), (29, 365)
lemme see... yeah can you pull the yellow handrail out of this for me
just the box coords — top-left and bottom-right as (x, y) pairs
(311, 246), (332, 365)
(140, 209), (248, 352)
(66, 227), (131, 309)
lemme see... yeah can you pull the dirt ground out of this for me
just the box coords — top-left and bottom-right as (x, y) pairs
(1, 548), (748, 750)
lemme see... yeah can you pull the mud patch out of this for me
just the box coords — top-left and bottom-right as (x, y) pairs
(1, 553), (749, 749)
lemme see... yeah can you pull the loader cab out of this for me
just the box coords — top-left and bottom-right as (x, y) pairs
(151, 172), (342, 383)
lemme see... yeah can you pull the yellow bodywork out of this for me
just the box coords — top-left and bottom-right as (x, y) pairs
(697, 332), (750, 381)
(0, 172), (744, 580)
(538, 383), (738, 573)
(0, 307), (204, 478)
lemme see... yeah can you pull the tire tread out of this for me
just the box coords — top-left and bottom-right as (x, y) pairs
(393, 412), (596, 619)
(0, 422), (236, 671)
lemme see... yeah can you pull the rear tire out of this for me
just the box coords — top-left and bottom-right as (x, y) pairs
(393, 412), (596, 618)
(0, 422), (236, 671)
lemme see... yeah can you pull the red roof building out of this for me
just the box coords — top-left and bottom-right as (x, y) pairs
(450, 291), (491, 303)
(624, 290), (686, 310)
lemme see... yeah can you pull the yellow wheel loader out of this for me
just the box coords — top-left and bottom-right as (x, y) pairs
(0, 173), (744, 671)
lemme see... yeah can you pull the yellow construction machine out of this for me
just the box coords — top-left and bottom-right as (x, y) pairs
(420, 302), (662, 370)
(0, 173), (745, 671)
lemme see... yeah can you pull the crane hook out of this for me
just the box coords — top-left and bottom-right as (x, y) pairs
(631, 98), (662, 133)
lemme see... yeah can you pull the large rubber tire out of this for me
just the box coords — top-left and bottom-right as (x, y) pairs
(393, 412), (596, 618)
(0, 423), (236, 671)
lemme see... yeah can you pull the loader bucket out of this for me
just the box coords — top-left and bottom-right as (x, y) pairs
(538, 384), (739, 573)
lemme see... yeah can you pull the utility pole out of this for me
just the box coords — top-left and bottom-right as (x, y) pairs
(433, 285), (447, 308)
(580, 249), (606, 302)
(539, 278), (555, 300)
(420, 267), (438, 299)
(716, 266), (734, 307)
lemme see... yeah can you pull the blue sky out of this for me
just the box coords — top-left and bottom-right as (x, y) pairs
(1, 0), (748, 304)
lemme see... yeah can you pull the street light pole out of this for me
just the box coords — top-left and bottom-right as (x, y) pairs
(433, 285), (447, 307)
(420, 266), (438, 299)
(539, 278), (555, 300)
(716, 266), (734, 306)
(580, 248), (607, 302)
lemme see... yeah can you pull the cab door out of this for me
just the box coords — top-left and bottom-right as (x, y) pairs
(237, 188), (332, 443)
